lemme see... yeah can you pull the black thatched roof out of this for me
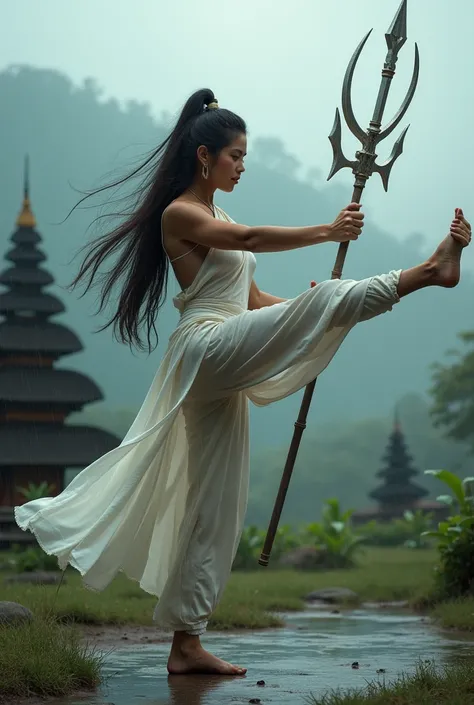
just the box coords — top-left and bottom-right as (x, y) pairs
(11, 226), (41, 245)
(0, 266), (54, 287)
(0, 368), (103, 406)
(0, 291), (65, 316)
(369, 482), (427, 503)
(0, 424), (120, 466)
(0, 321), (82, 355)
(6, 244), (45, 265)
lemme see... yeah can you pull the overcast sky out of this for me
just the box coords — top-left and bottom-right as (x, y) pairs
(1, 0), (473, 254)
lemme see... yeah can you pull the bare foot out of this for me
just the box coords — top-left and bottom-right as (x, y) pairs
(428, 234), (464, 288)
(167, 642), (247, 676)
(428, 208), (472, 288)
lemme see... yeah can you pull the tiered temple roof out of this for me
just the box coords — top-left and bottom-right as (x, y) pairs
(0, 159), (119, 507)
(368, 411), (428, 507)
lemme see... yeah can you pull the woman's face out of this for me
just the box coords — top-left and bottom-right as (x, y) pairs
(210, 133), (247, 193)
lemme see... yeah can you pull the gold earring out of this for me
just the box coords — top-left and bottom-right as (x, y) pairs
(202, 163), (209, 180)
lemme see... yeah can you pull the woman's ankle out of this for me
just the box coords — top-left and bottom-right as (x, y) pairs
(172, 631), (201, 653)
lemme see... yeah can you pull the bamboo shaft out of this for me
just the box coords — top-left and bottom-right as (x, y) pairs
(258, 184), (363, 567)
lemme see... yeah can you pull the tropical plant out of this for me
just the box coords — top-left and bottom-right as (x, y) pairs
(303, 498), (365, 569)
(14, 482), (58, 572)
(16, 481), (56, 501)
(402, 509), (434, 549)
(233, 524), (301, 570)
(422, 469), (474, 598)
(233, 526), (265, 570)
(13, 546), (59, 573)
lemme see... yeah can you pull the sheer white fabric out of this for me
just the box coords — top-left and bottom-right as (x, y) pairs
(15, 206), (401, 635)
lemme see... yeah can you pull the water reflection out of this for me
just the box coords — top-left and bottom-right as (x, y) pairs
(68, 609), (474, 705)
(166, 675), (243, 705)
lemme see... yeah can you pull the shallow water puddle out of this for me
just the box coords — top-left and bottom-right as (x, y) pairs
(68, 609), (474, 704)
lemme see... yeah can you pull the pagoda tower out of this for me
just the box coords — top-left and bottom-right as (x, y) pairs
(368, 410), (428, 513)
(352, 409), (450, 526)
(0, 160), (120, 521)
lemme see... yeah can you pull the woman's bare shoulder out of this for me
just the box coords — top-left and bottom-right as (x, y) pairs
(163, 199), (210, 232)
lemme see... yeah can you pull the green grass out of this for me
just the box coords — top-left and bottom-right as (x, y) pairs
(1, 547), (474, 703)
(0, 615), (104, 703)
(225, 546), (438, 608)
(431, 598), (474, 632)
(307, 660), (474, 705)
(0, 548), (438, 631)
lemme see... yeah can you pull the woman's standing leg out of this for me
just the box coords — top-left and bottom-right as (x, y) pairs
(156, 392), (250, 675)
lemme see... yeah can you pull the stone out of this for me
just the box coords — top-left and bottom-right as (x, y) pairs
(4, 571), (66, 586)
(279, 546), (327, 571)
(305, 587), (359, 604)
(0, 601), (34, 626)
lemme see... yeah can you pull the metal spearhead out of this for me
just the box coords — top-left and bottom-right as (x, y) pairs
(327, 0), (419, 193)
(386, 0), (408, 65)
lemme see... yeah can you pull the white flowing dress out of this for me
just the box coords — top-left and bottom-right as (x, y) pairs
(15, 206), (401, 635)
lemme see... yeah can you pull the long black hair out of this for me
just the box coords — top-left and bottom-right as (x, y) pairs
(69, 88), (246, 352)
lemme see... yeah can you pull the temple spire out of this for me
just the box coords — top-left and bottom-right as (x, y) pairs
(394, 404), (401, 431)
(16, 155), (36, 228)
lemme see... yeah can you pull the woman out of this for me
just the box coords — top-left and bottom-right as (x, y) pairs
(15, 88), (471, 677)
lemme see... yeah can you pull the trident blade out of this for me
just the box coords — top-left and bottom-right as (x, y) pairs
(386, 0), (408, 59)
(379, 43), (419, 141)
(373, 124), (410, 191)
(327, 108), (358, 180)
(341, 29), (373, 144)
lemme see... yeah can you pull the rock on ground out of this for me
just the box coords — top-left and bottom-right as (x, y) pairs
(3, 571), (66, 586)
(304, 587), (359, 603)
(0, 601), (34, 626)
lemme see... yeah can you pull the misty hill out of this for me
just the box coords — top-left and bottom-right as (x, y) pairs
(0, 65), (471, 479)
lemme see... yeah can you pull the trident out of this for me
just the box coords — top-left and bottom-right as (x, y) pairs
(259, 0), (419, 567)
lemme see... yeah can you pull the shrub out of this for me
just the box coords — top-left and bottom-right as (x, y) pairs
(422, 469), (474, 599)
(14, 483), (60, 573)
(302, 499), (365, 569)
(356, 511), (434, 549)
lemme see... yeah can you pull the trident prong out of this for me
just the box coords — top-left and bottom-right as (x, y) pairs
(326, 0), (418, 193)
(373, 123), (410, 192)
(327, 108), (358, 180)
(341, 29), (373, 144)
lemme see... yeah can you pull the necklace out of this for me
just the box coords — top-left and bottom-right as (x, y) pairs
(188, 188), (215, 217)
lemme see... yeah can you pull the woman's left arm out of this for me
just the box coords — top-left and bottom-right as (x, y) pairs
(248, 279), (318, 310)
(248, 280), (286, 310)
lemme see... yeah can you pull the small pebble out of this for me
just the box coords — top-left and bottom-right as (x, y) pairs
(351, 661), (359, 669)
(257, 680), (266, 686)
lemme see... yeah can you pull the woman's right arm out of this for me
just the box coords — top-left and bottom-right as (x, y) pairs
(163, 202), (364, 254)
